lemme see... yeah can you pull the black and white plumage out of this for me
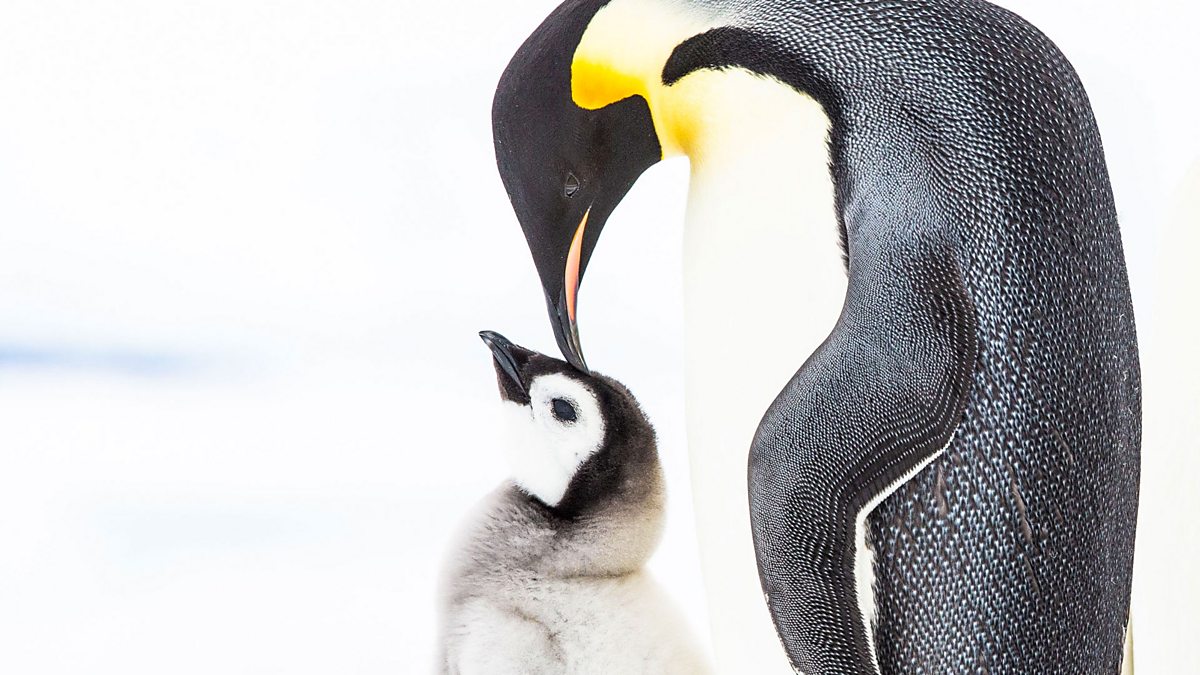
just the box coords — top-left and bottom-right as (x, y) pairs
(436, 332), (710, 675)
(490, 0), (1140, 673)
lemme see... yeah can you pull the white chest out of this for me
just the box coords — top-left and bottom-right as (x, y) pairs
(678, 72), (848, 674)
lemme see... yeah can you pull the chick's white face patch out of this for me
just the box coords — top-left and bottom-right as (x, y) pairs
(500, 373), (606, 507)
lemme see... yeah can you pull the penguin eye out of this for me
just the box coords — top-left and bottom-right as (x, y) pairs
(563, 172), (580, 198)
(550, 397), (577, 423)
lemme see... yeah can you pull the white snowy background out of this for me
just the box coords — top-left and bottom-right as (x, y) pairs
(0, 1), (1195, 673)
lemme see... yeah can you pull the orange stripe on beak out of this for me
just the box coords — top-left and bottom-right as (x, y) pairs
(564, 208), (590, 323)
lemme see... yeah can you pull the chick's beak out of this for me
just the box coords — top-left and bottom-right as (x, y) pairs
(479, 330), (534, 400)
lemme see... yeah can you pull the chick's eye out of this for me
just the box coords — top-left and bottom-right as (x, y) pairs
(563, 172), (580, 198)
(551, 398), (577, 423)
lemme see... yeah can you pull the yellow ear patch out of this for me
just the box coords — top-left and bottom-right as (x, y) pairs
(571, 58), (646, 111)
(569, 0), (724, 158)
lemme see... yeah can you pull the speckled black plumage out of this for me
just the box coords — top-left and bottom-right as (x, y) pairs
(661, 1), (1140, 672)
(491, 0), (1141, 672)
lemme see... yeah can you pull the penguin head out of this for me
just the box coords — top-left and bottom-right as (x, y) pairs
(479, 330), (659, 517)
(492, 0), (666, 372)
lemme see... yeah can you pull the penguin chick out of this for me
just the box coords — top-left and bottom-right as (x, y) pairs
(436, 331), (711, 675)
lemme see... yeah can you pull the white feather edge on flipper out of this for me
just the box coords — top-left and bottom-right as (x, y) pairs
(854, 435), (957, 672)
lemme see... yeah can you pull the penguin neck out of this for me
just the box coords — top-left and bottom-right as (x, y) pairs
(509, 475), (666, 579)
(572, 0), (726, 158)
(662, 66), (848, 341)
(658, 67), (837, 200)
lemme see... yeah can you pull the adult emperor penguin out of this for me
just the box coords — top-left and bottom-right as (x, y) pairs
(490, 1), (1141, 673)
(437, 331), (710, 674)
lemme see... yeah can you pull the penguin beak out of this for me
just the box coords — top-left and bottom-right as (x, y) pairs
(479, 330), (533, 402)
(549, 208), (591, 374)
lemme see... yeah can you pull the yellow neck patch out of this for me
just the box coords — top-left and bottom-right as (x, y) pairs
(570, 0), (721, 158)
(571, 57), (648, 111)
(570, 0), (831, 172)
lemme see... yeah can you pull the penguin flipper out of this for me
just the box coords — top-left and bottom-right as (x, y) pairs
(748, 238), (977, 673)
